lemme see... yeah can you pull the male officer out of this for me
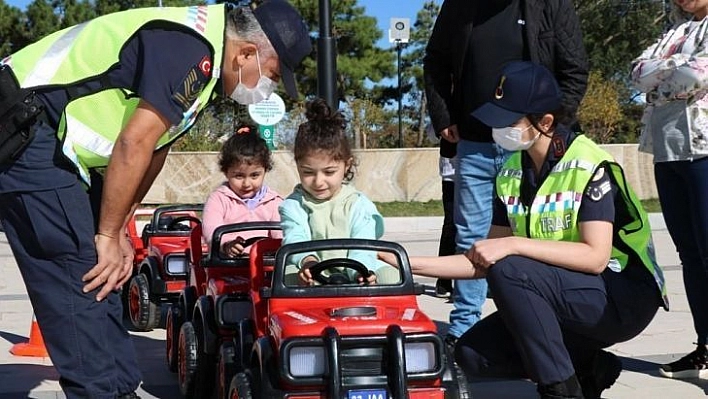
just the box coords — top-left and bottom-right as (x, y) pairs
(0, 1), (311, 398)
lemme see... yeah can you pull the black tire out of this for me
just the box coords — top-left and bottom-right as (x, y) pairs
(166, 304), (182, 372)
(218, 341), (239, 399)
(178, 319), (216, 399)
(252, 360), (280, 398)
(228, 371), (253, 399)
(178, 322), (198, 397)
(128, 273), (161, 331)
(443, 349), (471, 399)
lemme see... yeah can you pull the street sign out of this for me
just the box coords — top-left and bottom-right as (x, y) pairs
(248, 93), (286, 126)
(389, 17), (410, 44)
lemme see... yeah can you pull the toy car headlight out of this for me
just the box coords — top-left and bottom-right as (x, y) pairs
(405, 342), (436, 373)
(165, 254), (187, 275)
(289, 346), (327, 377)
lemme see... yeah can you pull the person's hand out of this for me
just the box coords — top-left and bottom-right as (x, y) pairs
(377, 251), (398, 267)
(298, 257), (318, 286)
(358, 271), (377, 285)
(221, 237), (246, 257)
(116, 234), (134, 289)
(84, 233), (133, 301)
(440, 125), (460, 143)
(465, 237), (516, 269)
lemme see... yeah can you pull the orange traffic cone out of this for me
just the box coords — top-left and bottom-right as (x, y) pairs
(10, 313), (49, 357)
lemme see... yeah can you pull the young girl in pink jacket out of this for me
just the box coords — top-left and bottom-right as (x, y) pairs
(202, 125), (283, 256)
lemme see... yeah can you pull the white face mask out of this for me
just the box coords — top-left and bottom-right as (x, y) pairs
(229, 51), (278, 105)
(492, 124), (540, 151)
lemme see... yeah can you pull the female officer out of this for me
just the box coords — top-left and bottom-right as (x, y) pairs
(383, 61), (668, 399)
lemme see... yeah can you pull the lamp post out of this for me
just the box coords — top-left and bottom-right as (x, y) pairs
(389, 18), (410, 148)
(396, 41), (403, 148)
(317, 0), (338, 111)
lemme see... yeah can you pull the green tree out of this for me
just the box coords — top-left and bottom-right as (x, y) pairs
(56, 0), (97, 27)
(575, 0), (665, 83)
(289, 0), (395, 107)
(574, 0), (667, 143)
(0, 1), (25, 56)
(23, 0), (61, 45)
(578, 71), (623, 144)
(402, 0), (439, 147)
(347, 97), (395, 149)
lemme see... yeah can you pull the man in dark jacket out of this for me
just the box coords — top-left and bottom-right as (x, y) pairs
(423, 0), (588, 356)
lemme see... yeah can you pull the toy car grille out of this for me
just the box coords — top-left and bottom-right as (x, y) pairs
(340, 346), (385, 376)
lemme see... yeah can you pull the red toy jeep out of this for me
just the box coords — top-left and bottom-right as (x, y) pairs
(167, 221), (281, 399)
(126, 204), (202, 331)
(225, 238), (469, 399)
(125, 207), (157, 268)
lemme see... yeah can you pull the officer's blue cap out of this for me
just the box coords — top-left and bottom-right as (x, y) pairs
(253, 0), (312, 98)
(471, 61), (562, 128)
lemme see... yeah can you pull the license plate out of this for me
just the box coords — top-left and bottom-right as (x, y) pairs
(348, 389), (387, 399)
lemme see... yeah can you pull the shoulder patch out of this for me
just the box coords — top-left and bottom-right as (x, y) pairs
(586, 179), (612, 202)
(198, 55), (212, 77)
(173, 65), (207, 111)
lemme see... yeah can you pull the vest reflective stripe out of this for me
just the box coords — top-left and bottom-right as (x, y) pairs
(530, 191), (584, 214)
(501, 195), (524, 216)
(551, 159), (597, 174)
(496, 135), (669, 309)
(22, 24), (88, 87)
(4, 5), (225, 185)
(498, 168), (523, 179)
(66, 115), (115, 157)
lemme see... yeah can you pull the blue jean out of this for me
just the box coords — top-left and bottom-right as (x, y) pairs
(655, 158), (708, 345)
(448, 140), (510, 338)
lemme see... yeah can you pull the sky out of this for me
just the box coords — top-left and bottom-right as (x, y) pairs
(4, 0), (441, 49)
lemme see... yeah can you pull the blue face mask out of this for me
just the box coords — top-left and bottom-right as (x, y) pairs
(492, 124), (539, 151)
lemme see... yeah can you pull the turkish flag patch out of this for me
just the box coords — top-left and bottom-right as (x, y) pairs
(198, 55), (212, 77)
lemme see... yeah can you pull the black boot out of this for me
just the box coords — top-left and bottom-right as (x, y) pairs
(578, 350), (622, 398)
(537, 374), (584, 399)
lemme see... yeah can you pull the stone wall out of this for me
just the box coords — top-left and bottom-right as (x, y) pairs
(143, 144), (658, 204)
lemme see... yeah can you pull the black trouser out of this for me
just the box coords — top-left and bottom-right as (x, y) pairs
(455, 255), (659, 385)
(0, 121), (141, 398)
(438, 180), (456, 257)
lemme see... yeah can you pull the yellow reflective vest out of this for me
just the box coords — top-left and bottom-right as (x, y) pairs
(496, 135), (668, 309)
(1, 5), (226, 184)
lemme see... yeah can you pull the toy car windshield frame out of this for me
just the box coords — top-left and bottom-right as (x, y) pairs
(206, 221), (281, 268)
(145, 204), (203, 236)
(265, 238), (419, 298)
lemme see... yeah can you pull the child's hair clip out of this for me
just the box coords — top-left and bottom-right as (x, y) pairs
(236, 126), (251, 135)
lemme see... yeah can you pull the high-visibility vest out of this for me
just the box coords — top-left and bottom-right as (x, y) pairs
(1, 5), (225, 184)
(496, 135), (669, 309)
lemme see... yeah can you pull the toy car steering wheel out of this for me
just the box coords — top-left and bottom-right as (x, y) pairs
(221, 236), (269, 259)
(241, 236), (268, 248)
(308, 258), (373, 286)
(165, 216), (201, 231)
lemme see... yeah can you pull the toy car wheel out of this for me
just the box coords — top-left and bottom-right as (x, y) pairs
(128, 273), (161, 331)
(165, 304), (183, 372)
(251, 358), (280, 398)
(178, 319), (216, 398)
(218, 341), (239, 399)
(228, 371), (253, 399)
(178, 321), (198, 397)
(443, 351), (471, 399)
